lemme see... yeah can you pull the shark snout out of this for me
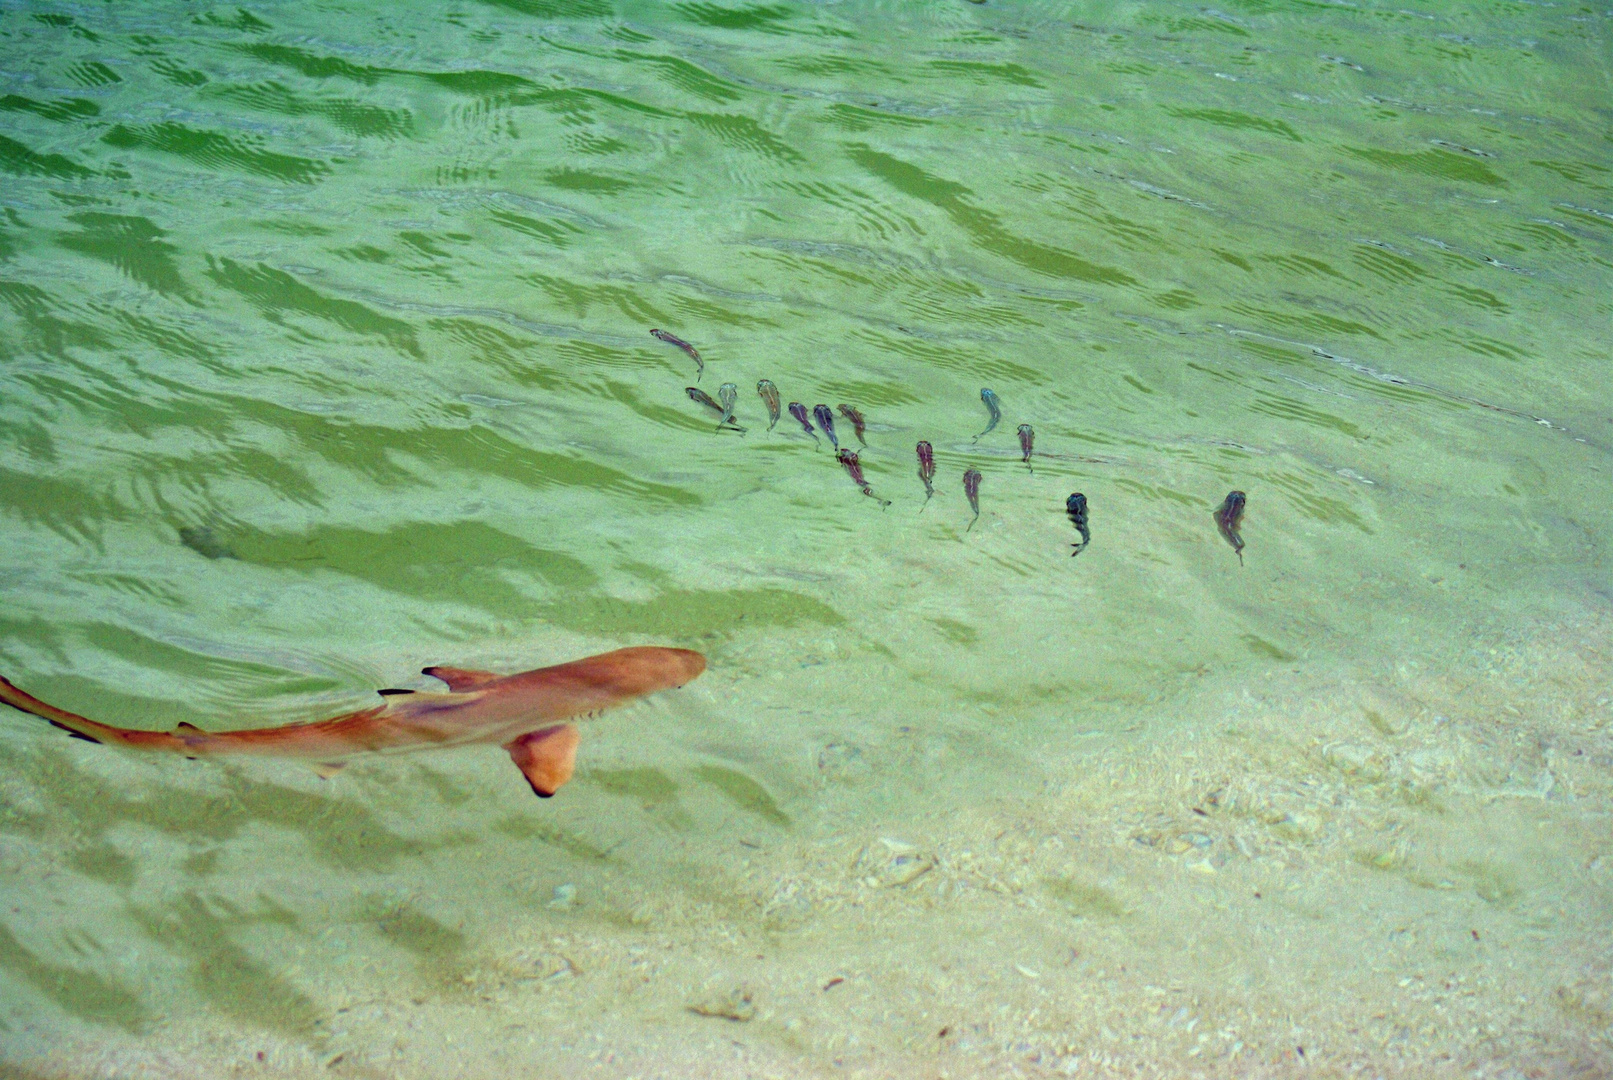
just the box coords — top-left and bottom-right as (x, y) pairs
(612, 646), (706, 692)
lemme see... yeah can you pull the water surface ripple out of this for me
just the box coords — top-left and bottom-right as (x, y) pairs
(1, 0), (1609, 1075)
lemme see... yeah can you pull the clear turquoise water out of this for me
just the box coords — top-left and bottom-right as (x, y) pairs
(1, 1), (1610, 1075)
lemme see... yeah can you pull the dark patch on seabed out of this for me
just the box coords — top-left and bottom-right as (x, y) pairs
(4, 747), (455, 873)
(0, 921), (150, 1034)
(127, 892), (322, 1039)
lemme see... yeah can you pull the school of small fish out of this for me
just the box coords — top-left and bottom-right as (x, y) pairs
(652, 330), (1251, 563)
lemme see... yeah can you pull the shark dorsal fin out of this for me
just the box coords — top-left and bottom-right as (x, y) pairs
(175, 721), (205, 734)
(422, 666), (499, 692)
(503, 724), (579, 798)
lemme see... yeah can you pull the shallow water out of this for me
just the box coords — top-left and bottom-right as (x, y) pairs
(1, 0), (1610, 1075)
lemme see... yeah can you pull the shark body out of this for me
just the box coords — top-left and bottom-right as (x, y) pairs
(0, 646), (706, 797)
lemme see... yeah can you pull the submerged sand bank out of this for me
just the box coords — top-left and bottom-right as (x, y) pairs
(3, 604), (1608, 1079)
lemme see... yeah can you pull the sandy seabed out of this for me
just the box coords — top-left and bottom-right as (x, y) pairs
(2, 602), (1610, 1080)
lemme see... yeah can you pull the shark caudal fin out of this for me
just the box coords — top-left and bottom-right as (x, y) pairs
(503, 724), (579, 798)
(1, 675), (196, 753)
(0, 674), (110, 744)
(422, 666), (499, 692)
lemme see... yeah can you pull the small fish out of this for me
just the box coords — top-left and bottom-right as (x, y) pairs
(837, 404), (868, 446)
(757, 379), (781, 431)
(813, 404), (839, 450)
(963, 468), (982, 530)
(1017, 424), (1035, 470)
(973, 388), (1001, 442)
(1066, 492), (1089, 556)
(837, 449), (890, 507)
(1214, 490), (1247, 566)
(178, 525), (236, 561)
(651, 328), (703, 380)
(915, 441), (936, 510)
(687, 387), (744, 432)
(716, 382), (739, 427)
(788, 402), (820, 445)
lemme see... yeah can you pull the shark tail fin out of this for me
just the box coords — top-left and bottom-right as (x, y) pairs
(0, 674), (111, 744)
(422, 666), (499, 692)
(503, 724), (579, 798)
(1, 675), (197, 753)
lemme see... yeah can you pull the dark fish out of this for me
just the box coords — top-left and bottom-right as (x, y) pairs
(837, 404), (867, 446)
(687, 387), (744, 432)
(179, 525), (236, 560)
(1017, 424), (1034, 471)
(1214, 490), (1247, 566)
(788, 402), (820, 445)
(757, 379), (781, 431)
(963, 468), (982, 531)
(972, 388), (1001, 442)
(837, 449), (890, 507)
(813, 404), (839, 450)
(651, 328), (703, 380)
(1066, 493), (1089, 556)
(716, 382), (739, 427)
(915, 441), (936, 511)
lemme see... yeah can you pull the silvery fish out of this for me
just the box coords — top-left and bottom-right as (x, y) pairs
(813, 404), (839, 450)
(788, 402), (819, 445)
(1215, 490), (1247, 566)
(973, 388), (1001, 442)
(916, 441), (936, 511)
(757, 379), (781, 431)
(1066, 492), (1089, 556)
(651, 328), (702, 380)
(716, 382), (739, 427)
(837, 404), (867, 446)
(963, 468), (982, 531)
(687, 387), (744, 432)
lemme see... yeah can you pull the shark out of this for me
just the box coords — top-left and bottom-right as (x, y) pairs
(0, 646), (706, 798)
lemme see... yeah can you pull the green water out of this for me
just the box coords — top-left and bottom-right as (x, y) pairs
(1, 0), (1610, 1074)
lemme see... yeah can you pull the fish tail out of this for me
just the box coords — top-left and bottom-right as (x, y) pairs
(0, 675), (111, 743)
(0, 675), (186, 751)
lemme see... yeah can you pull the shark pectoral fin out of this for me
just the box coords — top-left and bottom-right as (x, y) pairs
(311, 761), (346, 780)
(503, 724), (579, 799)
(422, 666), (499, 692)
